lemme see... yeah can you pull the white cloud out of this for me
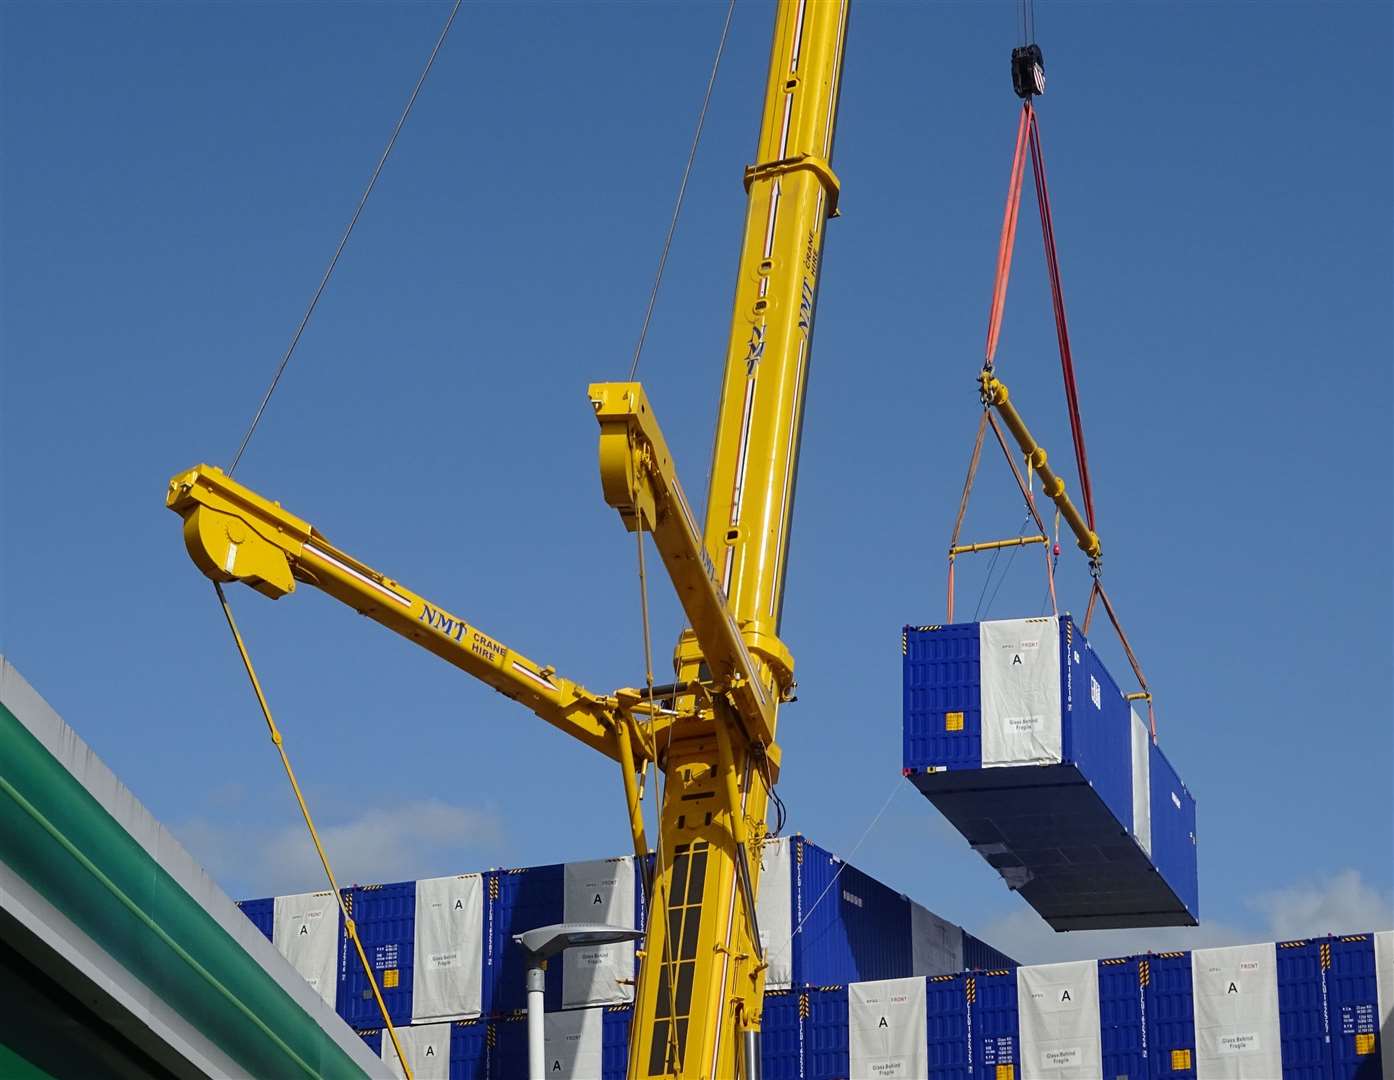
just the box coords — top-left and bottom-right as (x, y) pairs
(177, 798), (503, 898)
(972, 869), (1393, 966)
(1251, 869), (1394, 941)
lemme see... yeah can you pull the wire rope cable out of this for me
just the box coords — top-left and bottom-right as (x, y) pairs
(627, 0), (738, 380)
(765, 778), (902, 973)
(228, 0), (464, 476)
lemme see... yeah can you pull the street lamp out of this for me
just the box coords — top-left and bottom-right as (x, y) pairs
(513, 922), (645, 1080)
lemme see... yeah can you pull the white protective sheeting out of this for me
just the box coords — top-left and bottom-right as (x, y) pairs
(979, 617), (1063, 768)
(1130, 708), (1153, 857)
(849, 976), (928, 1079)
(540, 1007), (604, 1078)
(562, 857), (637, 1007)
(909, 901), (964, 977)
(272, 891), (339, 1009)
(411, 873), (483, 1023)
(1190, 942), (1282, 1078)
(380, 1021), (451, 1080)
(1016, 959), (1102, 1079)
(1376, 931), (1393, 1080)
(757, 836), (794, 990)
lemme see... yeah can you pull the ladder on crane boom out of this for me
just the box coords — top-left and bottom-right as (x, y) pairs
(166, 3), (850, 1077)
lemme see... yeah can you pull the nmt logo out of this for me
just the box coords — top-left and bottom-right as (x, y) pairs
(419, 603), (468, 644)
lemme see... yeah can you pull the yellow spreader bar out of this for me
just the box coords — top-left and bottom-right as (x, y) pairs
(950, 534), (1048, 556)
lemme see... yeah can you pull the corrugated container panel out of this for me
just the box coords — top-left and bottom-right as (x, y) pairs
(970, 968), (1019, 1080)
(236, 896), (274, 941)
(962, 931), (1018, 972)
(763, 990), (803, 1080)
(1147, 743), (1200, 919)
(1326, 933), (1385, 1079)
(1277, 939), (1329, 1080)
(484, 864), (564, 1016)
(341, 881), (416, 1028)
(1099, 955), (1148, 1080)
(794, 836), (913, 987)
(1145, 951), (1196, 1078)
(359, 1028), (382, 1056)
(903, 615), (1199, 930)
(804, 985), (850, 1080)
(601, 1005), (632, 1080)
(925, 973), (972, 1078)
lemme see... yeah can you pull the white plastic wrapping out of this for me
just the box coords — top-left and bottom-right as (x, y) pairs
(757, 836), (794, 990)
(1376, 931), (1393, 1080)
(541, 1007), (603, 1078)
(909, 901), (963, 977)
(411, 873), (483, 1023)
(1190, 942), (1282, 1078)
(1130, 708), (1152, 856)
(380, 1021), (451, 1080)
(979, 617), (1063, 767)
(848, 976), (927, 1078)
(562, 857), (636, 1007)
(1016, 960), (1102, 1079)
(272, 891), (339, 1009)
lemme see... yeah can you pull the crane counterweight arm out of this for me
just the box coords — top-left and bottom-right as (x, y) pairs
(166, 464), (634, 762)
(591, 382), (791, 748)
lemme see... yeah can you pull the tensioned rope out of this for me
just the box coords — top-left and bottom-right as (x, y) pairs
(229, 0), (464, 476)
(214, 584), (413, 1078)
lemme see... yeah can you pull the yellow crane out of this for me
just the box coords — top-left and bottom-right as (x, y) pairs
(166, 2), (849, 1076)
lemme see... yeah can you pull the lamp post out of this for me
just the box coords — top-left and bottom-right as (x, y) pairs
(512, 922), (644, 1080)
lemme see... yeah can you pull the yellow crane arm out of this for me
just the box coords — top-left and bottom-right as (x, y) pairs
(591, 382), (787, 749)
(166, 464), (637, 761)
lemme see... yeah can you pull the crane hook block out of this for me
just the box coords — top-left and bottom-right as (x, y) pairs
(1012, 44), (1046, 98)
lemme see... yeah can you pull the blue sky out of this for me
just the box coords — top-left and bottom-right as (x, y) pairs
(2, 0), (1389, 964)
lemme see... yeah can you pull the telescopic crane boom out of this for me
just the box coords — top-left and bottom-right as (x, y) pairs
(167, 4), (849, 1076)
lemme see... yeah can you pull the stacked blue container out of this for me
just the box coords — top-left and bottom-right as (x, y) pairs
(357, 1018), (488, 1078)
(1326, 932), (1389, 1078)
(903, 615), (1199, 930)
(340, 881), (417, 1028)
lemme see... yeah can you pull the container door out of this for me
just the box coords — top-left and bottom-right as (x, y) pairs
(562, 857), (636, 1008)
(1191, 943), (1282, 1078)
(757, 836), (794, 990)
(413, 874), (483, 1023)
(380, 1020), (451, 1080)
(1017, 959), (1103, 1078)
(272, 890), (339, 1009)
(849, 976), (928, 1078)
(979, 617), (1063, 768)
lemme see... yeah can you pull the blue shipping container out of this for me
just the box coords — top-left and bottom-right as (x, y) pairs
(1099, 955), (1149, 1080)
(962, 931), (1017, 972)
(804, 985), (850, 1080)
(341, 881), (417, 1028)
(485, 864), (565, 1016)
(357, 1019), (487, 1079)
(970, 968), (1019, 1080)
(236, 896), (274, 941)
(1326, 933), (1386, 1079)
(903, 615), (1199, 930)
(1277, 938), (1331, 1080)
(1145, 951), (1196, 1078)
(763, 990), (803, 1080)
(490, 1007), (629, 1080)
(765, 835), (917, 989)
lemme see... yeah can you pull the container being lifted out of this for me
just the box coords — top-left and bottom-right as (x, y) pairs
(902, 614), (1198, 930)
